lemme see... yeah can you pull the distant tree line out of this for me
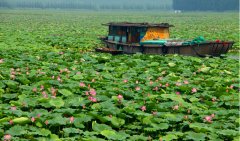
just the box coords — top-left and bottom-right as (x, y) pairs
(0, 0), (172, 10)
(173, 0), (239, 11)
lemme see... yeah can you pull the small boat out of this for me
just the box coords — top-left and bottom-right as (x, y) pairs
(97, 22), (234, 57)
(95, 47), (123, 55)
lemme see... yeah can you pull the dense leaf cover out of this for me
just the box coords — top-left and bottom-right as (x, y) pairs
(0, 10), (239, 140)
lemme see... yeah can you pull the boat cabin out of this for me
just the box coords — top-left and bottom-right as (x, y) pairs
(103, 22), (173, 44)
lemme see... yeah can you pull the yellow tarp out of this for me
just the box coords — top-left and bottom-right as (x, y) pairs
(141, 27), (169, 42)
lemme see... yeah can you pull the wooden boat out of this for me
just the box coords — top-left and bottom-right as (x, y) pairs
(97, 22), (234, 57)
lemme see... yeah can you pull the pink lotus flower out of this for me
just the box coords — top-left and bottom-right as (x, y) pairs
(123, 79), (128, 83)
(89, 89), (96, 96)
(141, 106), (146, 111)
(91, 97), (97, 102)
(159, 83), (162, 87)
(42, 91), (48, 98)
(79, 82), (85, 87)
(173, 105), (179, 110)
(212, 98), (216, 102)
(152, 111), (157, 115)
(88, 96), (97, 102)
(184, 80), (189, 84)
(76, 72), (81, 75)
(176, 82), (182, 86)
(10, 75), (15, 80)
(229, 85), (234, 89)
(52, 76), (55, 79)
(165, 83), (169, 87)
(204, 116), (212, 123)
(45, 120), (49, 125)
(10, 106), (16, 111)
(176, 92), (181, 95)
(32, 87), (37, 92)
(149, 81), (153, 85)
(59, 52), (64, 55)
(51, 87), (57, 96)
(42, 91), (47, 95)
(135, 86), (141, 91)
(117, 94), (123, 100)
(31, 117), (35, 122)
(191, 88), (197, 93)
(69, 116), (74, 123)
(211, 114), (215, 118)
(153, 87), (158, 91)
(0, 59), (4, 64)
(40, 85), (44, 91)
(57, 76), (61, 82)
(9, 120), (13, 125)
(4, 134), (11, 141)
(91, 79), (95, 82)
(85, 91), (89, 96)
(10, 71), (15, 75)
(158, 77), (163, 80)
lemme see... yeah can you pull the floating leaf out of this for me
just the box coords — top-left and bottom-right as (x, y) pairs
(49, 97), (65, 108)
(100, 130), (118, 140)
(6, 125), (27, 136)
(200, 67), (210, 73)
(217, 129), (238, 136)
(185, 132), (206, 141)
(58, 89), (73, 96)
(92, 121), (112, 132)
(110, 116), (125, 128)
(168, 62), (176, 67)
(12, 117), (30, 124)
(162, 134), (178, 140)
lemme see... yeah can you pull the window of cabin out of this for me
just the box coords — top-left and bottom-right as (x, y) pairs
(109, 26), (128, 43)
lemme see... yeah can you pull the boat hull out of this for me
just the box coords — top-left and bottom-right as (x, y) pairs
(100, 38), (234, 57)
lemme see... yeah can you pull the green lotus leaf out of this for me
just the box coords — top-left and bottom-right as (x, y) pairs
(49, 97), (65, 108)
(6, 125), (27, 136)
(92, 121), (112, 132)
(100, 130), (117, 140)
(58, 89), (73, 96)
(200, 67), (211, 73)
(148, 62), (159, 67)
(73, 74), (84, 80)
(63, 128), (80, 137)
(168, 62), (176, 67)
(110, 116), (125, 128)
(185, 132), (206, 141)
(217, 129), (239, 136)
(162, 134), (178, 141)
(12, 117), (30, 124)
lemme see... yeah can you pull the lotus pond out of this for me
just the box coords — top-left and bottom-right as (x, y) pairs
(0, 10), (239, 141)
